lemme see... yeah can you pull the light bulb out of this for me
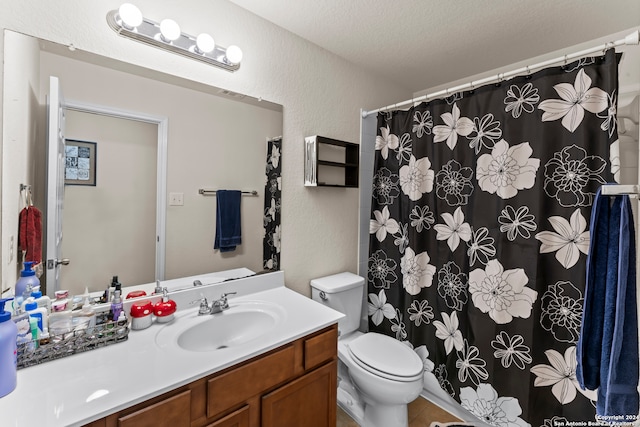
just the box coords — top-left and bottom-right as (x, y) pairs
(225, 45), (243, 65)
(118, 3), (143, 29)
(160, 19), (181, 42)
(195, 33), (215, 54)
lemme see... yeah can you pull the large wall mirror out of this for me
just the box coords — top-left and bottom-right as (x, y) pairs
(1, 30), (283, 297)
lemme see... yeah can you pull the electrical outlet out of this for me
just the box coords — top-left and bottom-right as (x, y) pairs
(169, 192), (184, 206)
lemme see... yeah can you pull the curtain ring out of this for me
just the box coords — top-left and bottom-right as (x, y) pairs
(603, 41), (614, 54)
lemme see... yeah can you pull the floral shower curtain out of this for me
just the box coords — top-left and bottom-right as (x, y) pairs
(263, 137), (282, 270)
(367, 50), (620, 426)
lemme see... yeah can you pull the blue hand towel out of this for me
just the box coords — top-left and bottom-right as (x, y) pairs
(604, 194), (638, 416)
(214, 190), (242, 252)
(577, 189), (609, 390)
(577, 188), (639, 418)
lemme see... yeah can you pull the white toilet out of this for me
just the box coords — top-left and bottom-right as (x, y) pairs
(310, 272), (424, 427)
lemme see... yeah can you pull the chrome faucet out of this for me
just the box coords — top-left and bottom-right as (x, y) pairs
(189, 292), (237, 315)
(190, 297), (211, 315)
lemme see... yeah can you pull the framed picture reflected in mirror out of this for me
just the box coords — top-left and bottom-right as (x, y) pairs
(65, 139), (96, 186)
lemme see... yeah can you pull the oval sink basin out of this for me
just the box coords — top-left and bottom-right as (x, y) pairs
(155, 301), (286, 352)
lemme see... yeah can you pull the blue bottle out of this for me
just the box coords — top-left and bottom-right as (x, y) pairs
(0, 298), (18, 397)
(15, 262), (40, 307)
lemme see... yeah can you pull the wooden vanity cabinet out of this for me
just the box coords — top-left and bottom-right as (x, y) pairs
(83, 324), (338, 427)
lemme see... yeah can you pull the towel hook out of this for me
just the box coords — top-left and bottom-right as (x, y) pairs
(20, 184), (32, 208)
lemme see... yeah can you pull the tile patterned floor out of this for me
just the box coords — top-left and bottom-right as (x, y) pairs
(337, 396), (462, 427)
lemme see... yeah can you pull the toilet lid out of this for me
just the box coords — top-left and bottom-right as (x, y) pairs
(348, 333), (423, 380)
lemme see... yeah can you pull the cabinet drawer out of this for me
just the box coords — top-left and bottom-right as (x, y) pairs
(206, 404), (250, 427)
(118, 390), (190, 427)
(207, 344), (296, 418)
(304, 325), (338, 371)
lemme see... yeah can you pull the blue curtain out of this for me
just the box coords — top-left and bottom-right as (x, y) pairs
(367, 50), (620, 426)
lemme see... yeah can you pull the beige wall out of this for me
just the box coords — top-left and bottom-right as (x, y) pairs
(1, 30), (41, 292)
(62, 110), (157, 295)
(0, 0), (410, 296)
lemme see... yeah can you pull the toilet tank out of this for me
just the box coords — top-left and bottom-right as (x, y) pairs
(310, 272), (364, 336)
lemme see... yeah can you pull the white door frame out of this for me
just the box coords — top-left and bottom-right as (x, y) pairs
(64, 100), (168, 282)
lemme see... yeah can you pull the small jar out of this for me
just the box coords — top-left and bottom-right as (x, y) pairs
(55, 290), (69, 300)
(130, 301), (153, 330)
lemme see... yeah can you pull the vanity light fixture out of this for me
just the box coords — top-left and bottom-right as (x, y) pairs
(106, 3), (243, 71)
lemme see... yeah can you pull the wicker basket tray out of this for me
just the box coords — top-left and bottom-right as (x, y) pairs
(17, 317), (130, 369)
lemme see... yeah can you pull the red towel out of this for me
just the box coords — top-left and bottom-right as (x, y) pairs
(18, 206), (42, 263)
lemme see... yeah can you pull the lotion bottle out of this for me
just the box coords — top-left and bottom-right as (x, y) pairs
(0, 298), (18, 397)
(15, 261), (40, 307)
(110, 290), (123, 321)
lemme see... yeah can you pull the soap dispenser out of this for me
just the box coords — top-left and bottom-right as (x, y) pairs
(15, 261), (40, 307)
(153, 288), (176, 323)
(0, 298), (18, 397)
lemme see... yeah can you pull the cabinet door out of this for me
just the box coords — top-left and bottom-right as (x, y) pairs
(262, 361), (337, 427)
(118, 390), (191, 427)
(206, 405), (250, 427)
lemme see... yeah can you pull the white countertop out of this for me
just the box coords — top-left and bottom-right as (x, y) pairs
(0, 271), (343, 427)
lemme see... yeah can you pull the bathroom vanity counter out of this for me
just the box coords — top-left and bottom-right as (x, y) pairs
(0, 271), (343, 427)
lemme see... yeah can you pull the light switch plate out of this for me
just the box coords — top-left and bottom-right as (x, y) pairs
(169, 192), (184, 206)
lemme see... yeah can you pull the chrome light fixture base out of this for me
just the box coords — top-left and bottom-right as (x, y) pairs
(106, 9), (241, 72)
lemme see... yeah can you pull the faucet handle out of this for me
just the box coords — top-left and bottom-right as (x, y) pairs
(220, 292), (237, 299)
(218, 292), (237, 309)
(190, 297), (210, 315)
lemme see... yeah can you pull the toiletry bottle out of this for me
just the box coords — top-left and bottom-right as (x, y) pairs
(29, 316), (40, 345)
(18, 285), (34, 312)
(78, 295), (96, 333)
(0, 298), (18, 397)
(12, 310), (32, 350)
(30, 289), (52, 313)
(116, 311), (128, 341)
(14, 261), (40, 307)
(111, 276), (121, 300)
(110, 290), (123, 321)
(112, 276), (122, 294)
(24, 299), (48, 335)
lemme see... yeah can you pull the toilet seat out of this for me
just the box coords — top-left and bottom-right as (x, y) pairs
(347, 333), (423, 382)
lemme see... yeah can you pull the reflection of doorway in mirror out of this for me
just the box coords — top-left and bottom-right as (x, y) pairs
(62, 110), (157, 296)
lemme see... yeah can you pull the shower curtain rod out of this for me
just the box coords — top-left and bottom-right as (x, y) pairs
(362, 30), (640, 118)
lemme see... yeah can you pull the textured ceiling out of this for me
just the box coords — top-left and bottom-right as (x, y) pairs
(228, 0), (640, 93)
